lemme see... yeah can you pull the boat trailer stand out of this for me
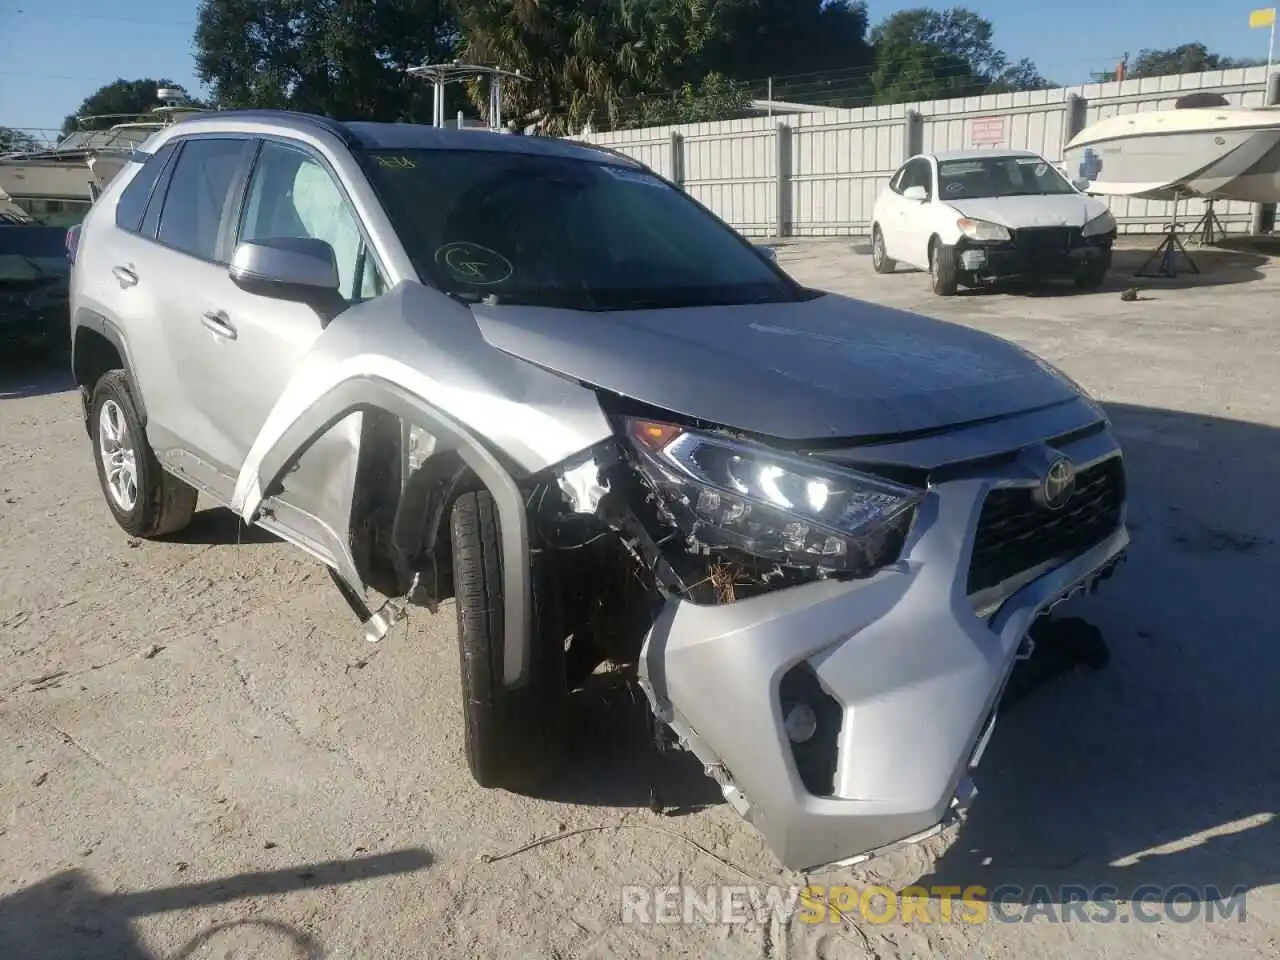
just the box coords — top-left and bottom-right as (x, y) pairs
(1135, 196), (1201, 280)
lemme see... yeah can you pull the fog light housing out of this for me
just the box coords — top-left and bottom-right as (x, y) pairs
(783, 704), (818, 743)
(779, 663), (843, 796)
(961, 248), (987, 270)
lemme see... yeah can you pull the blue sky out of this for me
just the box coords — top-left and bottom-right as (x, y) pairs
(0, 0), (1274, 137)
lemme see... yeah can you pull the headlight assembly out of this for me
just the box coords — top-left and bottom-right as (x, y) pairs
(1082, 210), (1116, 237)
(956, 218), (1011, 242)
(622, 418), (924, 575)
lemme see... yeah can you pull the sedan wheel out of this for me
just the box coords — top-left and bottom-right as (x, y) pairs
(871, 227), (896, 274)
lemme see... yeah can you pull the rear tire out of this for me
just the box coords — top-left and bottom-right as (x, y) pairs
(871, 226), (896, 273)
(451, 489), (567, 790)
(90, 370), (197, 538)
(930, 240), (960, 296)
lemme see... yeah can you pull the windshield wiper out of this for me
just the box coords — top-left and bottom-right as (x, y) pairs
(446, 290), (498, 305)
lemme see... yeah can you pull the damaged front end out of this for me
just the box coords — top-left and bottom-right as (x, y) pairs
(531, 407), (927, 683)
(528, 400), (1128, 872)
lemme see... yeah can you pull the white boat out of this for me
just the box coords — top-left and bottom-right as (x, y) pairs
(0, 90), (205, 225)
(1063, 93), (1280, 204)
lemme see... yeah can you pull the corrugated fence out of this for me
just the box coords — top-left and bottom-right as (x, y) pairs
(577, 66), (1277, 238)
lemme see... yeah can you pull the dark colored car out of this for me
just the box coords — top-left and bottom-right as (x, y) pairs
(0, 225), (71, 352)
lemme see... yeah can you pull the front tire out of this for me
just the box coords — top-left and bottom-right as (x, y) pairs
(90, 370), (197, 538)
(930, 240), (960, 296)
(871, 226), (896, 273)
(1074, 251), (1112, 291)
(451, 489), (567, 790)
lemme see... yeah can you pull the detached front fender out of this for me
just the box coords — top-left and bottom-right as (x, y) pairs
(233, 374), (535, 689)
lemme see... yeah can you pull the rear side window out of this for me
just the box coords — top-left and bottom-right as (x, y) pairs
(114, 143), (177, 232)
(156, 137), (251, 261)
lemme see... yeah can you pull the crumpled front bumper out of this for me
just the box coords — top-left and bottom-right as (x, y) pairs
(638, 443), (1128, 871)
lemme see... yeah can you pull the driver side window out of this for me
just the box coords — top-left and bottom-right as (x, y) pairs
(239, 140), (384, 302)
(899, 159), (933, 199)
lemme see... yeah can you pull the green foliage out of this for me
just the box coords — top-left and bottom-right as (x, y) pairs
(188, 1), (1048, 132)
(869, 7), (1048, 103)
(630, 73), (753, 127)
(195, 0), (456, 122)
(1129, 43), (1263, 79)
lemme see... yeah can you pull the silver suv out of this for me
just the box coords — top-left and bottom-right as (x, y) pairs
(69, 111), (1129, 870)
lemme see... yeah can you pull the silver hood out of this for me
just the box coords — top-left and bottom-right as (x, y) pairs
(472, 293), (1081, 440)
(945, 193), (1106, 229)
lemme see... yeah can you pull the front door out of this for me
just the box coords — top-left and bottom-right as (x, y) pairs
(144, 134), (386, 572)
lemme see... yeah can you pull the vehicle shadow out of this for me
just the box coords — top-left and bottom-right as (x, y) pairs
(0, 848), (431, 959)
(915, 402), (1280, 905)
(531, 670), (722, 816)
(160, 506), (280, 546)
(0, 348), (73, 401)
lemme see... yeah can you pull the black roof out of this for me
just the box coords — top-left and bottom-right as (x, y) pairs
(191, 110), (642, 167)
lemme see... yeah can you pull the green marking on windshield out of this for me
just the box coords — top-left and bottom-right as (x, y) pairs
(374, 155), (416, 170)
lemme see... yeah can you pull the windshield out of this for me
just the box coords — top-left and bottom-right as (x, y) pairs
(364, 148), (804, 311)
(0, 226), (69, 281)
(938, 155), (1077, 200)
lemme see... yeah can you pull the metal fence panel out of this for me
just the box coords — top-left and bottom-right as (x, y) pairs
(576, 66), (1275, 237)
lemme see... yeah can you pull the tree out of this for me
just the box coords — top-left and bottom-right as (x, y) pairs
(194, 0), (457, 122)
(454, 0), (752, 134)
(868, 7), (1047, 104)
(1129, 43), (1262, 79)
(0, 127), (39, 153)
(704, 0), (872, 88)
(631, 73), (753, 127)
(61, 78), (185, 134)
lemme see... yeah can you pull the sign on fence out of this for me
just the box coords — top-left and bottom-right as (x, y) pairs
(969, 116), (1007, 147)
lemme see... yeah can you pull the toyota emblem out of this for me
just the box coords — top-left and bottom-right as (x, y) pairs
(1040, 456), (1076, 510)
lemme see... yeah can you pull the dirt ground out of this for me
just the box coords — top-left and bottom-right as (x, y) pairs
(3, 236), (1279, 959)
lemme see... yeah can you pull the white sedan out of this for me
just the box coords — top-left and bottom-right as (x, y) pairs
(870, 149), (1117, 296)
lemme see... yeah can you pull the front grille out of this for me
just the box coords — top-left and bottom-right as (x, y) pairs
(1005, 226), (1084, 272)
(1012, 225), (1081, 252)
(967, 455), (1125, 596)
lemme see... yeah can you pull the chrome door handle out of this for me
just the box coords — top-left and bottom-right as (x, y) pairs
(111, 265), (138, 288)
(201, 310), (237, 340)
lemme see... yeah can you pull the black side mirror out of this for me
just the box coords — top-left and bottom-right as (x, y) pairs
(229, 237), (346, 321)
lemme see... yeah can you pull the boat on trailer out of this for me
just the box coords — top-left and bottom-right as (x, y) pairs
(1063, 93), (1280, 204)
(0, 89), (205, 225)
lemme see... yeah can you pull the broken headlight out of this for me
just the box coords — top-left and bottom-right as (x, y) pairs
(623, 419), (924, 575)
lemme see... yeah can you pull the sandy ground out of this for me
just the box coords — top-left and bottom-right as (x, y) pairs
(3, 237), (1279, 958)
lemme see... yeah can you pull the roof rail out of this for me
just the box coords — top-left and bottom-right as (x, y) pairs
(189, 109), (361, 147)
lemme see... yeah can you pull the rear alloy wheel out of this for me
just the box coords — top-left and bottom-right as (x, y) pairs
(930, 240), (960, 296)
(90, 370), (197, 538)
(871, 226), (896, 274)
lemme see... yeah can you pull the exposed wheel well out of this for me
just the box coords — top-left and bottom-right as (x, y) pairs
(73, 327), (126, 429)
(73, 327), (123, 394)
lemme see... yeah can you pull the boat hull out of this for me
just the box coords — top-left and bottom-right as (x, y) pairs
(1064, 109), (1280, 204)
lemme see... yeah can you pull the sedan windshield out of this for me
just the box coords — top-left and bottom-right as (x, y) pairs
(364, 148), (805, 311)
(938, 156), (1077, 200)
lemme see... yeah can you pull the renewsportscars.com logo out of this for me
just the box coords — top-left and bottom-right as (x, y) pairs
(620, 884), (1249, 926)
